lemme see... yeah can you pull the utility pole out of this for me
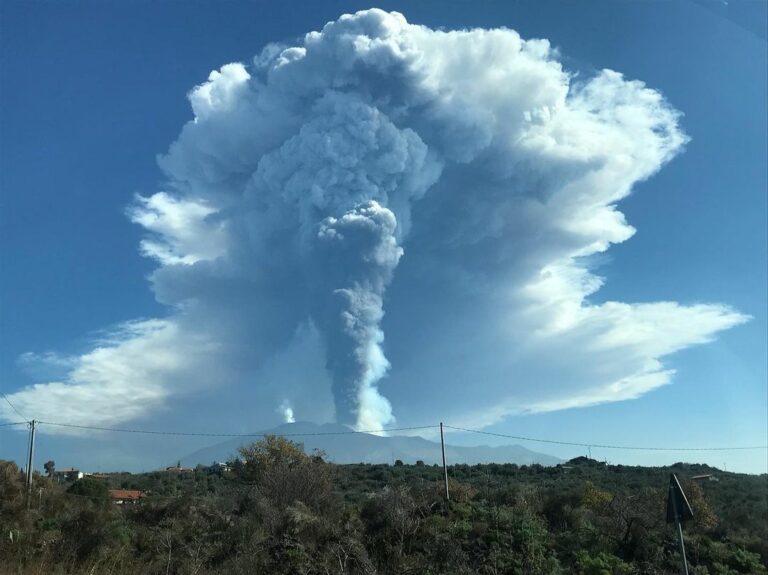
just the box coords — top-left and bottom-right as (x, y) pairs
(26, 420), (36, 501)
(25, 422), (32, 486)
(440, 422), (449, 501)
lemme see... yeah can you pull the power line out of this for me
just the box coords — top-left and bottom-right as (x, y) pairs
(1, 393), (28, 422)
(443, 425), (768, 452)
(0, 421), (28, 428)
(28, 419), (768, 452)
(36, 420), (437, 438)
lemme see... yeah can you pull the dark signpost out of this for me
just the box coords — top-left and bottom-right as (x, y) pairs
(666, 473), (694, 575)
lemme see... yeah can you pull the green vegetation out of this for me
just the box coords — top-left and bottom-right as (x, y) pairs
(0, 439), (765, 574)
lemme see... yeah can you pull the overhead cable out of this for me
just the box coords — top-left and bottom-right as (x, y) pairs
(443, 425), (768, 452)
(0, 393), (28, 422)
(35, 420), (437, 438)
(24, 420), (768, 452)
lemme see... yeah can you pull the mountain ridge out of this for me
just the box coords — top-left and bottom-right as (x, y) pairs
(180, 421), (562, 467)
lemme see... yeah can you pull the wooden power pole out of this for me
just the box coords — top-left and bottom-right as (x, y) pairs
(440, 422), (449, 501)
(26, 419), (36, 499)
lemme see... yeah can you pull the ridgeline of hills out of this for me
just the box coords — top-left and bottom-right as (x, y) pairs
(180, 421), (562, 467)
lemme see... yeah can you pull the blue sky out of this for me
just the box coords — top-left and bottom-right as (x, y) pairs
(1, 0), (766, 473)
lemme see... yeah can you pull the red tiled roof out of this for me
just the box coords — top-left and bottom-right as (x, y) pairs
(108, 489), (145, 500)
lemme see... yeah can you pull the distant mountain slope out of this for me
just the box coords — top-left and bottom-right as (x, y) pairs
(180, 422), (562, 467)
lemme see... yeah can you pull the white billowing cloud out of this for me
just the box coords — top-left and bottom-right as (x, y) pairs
(1, 320), (220, 433)
(127, 192), (228, 265)
(1, 9), (748, 433)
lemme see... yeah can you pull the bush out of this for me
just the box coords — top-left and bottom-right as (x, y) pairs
(67, 477), (109, 502)
(575, 550), (635, 574)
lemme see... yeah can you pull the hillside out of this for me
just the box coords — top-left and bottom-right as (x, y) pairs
(2, 448), (765, 575)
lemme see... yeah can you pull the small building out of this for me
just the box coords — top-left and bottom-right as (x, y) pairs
(691, 474), (719, 482)
(209, 461), (231, 474)
(164, 465), (193, 473)
(52, 468), (84, 484)
(109, 489), (145, 505)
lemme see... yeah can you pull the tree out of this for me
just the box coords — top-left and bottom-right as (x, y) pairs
(237, 435), (334, 511)
(44, 460), (55, 477)
(0, 460), (25, 518)
(67, 477), (109, 502)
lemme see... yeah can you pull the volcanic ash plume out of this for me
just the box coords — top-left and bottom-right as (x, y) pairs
(316, 201), (403, 428)
(1, 9), (747, 433)
(236, 90), (441, 427)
